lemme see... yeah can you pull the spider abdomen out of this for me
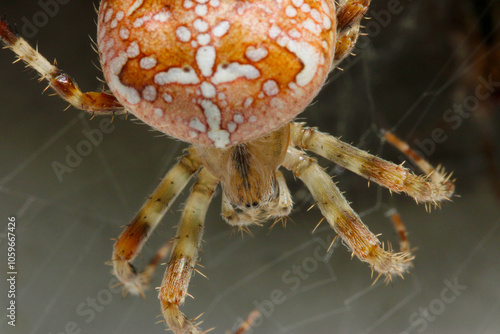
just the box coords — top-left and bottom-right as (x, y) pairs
(98, 0), (336, 148)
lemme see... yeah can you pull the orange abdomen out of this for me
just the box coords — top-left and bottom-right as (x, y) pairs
(98, 0), (336, 148)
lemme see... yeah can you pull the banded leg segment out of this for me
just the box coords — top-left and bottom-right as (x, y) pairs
(0, 19), (124, 115)
(291, 123), (455, 204)
(283, 147), (413, 279)
(334, 0), (371, 67)
(160, 168), (219, 334)
(113, 148), (201, 296)
(383, 131), (455, 197)
(386, 209), (410, 254)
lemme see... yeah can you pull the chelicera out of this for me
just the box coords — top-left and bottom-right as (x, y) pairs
(0, 0), (455, 333)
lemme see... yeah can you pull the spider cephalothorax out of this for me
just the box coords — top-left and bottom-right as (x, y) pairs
(0, 0), (455, 333)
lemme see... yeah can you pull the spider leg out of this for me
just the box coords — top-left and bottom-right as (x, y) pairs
(0, 19), (124, 115)
(334, 0), (371, 67)
(234, 310), (261, 334)
(160, 167), (219, 334)
(290, 123), (455, 205)
(283, 147), (413, 279)
(386, 209), (411, 254)
(271, 170), (293, 217)
(113, 148), (201, 296)
(382, 131), (455, 198)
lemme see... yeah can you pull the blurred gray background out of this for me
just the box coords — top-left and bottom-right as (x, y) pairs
(0, 1), (499, 334)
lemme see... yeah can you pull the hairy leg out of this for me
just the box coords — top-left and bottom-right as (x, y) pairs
(382, 131), (455, 199)
(334, 0), (371, 67)
(290, 123), (455, 204)
(160, 168), (219, 334)
(0, 19), (124, 115)
(113, 148), (201, 296)
(283, 147), (413, 279)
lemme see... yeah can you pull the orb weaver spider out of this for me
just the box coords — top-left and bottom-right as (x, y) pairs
(0, 0), (455, 333)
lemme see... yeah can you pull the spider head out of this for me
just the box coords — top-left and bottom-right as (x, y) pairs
(197, 125), (289, 211)
(97, 0), (336, 148)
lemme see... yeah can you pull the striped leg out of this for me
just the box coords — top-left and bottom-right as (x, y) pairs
(283, 147), (413, 280)
(160, 168), (219, 334)
(290, 123), (455, 205)
(334, 0), (371, 67)
(113, 148), (201, 296)
(234, 310), (261, 334)
(386, 209), (411, 254)
(0, 19), (124, 115)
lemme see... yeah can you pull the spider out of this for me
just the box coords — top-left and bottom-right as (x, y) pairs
(0, 0), (455, 333)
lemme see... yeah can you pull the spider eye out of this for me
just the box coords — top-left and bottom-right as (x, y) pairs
(242, 201), (260, 209)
